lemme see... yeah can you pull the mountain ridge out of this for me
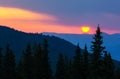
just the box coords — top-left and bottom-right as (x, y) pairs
(0, 26), (119, 61)
(0, 26), (76, 63)
(43, 32), (120, 61)
(0, 26), (119, 68)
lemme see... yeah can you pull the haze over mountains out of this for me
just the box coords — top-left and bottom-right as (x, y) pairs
(43, 32), (120, 61)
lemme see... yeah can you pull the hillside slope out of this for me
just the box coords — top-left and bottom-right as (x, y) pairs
(0, 26), (119, 68)
(0, 26), (76, 63)
(43, 32), (120, 61)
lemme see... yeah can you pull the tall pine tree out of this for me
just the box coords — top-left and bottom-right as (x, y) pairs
(64, 55), (72, 79)
(67, 59), (73, 79)
(3, 45), (16, 79)
(41, 39), (52, 79)
(0, 48), (2, 79)
(91, 25), (105, 79)
(83, 44), (89, 79)
(115, 67), (120, 79)
(34, 43), (43, 79)
(23, 43), (34, 79)
(55, 53), (65, 79)
(16, 58), (24, 79)
(72, 44), (83, 79)
(103, 51), (114, 79)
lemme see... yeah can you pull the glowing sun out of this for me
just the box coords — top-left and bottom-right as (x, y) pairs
(81, 26), (90, 33)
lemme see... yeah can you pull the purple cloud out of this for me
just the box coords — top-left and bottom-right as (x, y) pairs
(0, 0), (120, 31)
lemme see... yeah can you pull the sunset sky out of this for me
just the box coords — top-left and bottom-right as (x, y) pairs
(0, 0), (120, 34)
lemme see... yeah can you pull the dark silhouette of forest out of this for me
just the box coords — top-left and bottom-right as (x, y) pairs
(0, 25), (120, 79)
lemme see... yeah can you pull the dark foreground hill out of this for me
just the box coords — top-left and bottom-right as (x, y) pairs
(0, 26), (76, 64)
(0, 25), (119, 68)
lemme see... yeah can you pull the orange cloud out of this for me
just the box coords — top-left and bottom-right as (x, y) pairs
(0, 6), (118, 34)
(0, 7), (56, 21)
(0, 19), (96, 34)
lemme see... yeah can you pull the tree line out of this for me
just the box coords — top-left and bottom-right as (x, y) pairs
(0, 26), (120, 79)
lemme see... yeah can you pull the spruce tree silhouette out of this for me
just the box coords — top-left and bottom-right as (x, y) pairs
(83, 44), (89, 79)
(41, 39), (52, 79)
(23, 43), (34, 79)
(34, 43), (43, 79)
(3, 45), (16, 79)
(91, 25), (105, 79)
(103, 51), (114, 79)
(55, 53), (65, 79)
(72, 44), (83, 79)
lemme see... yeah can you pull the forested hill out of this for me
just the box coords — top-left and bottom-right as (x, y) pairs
(0, 26), (76, 61)
(43, 32), (120, 61)
(0, 25), (119, 68)
(0, 25), (120, 79)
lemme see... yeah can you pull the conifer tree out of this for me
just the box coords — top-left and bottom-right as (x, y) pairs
(91, 25), (105, 79)
(16, 59), (24, 79)
(72, 44), (83, 79)
(41, 39), (52, 79)
(103, 51), (114, 79)
(23, 43), (34, 79)
(0, 48), (2, 79)
(3, 45), (16, 79)
(83, 44), (89, 79)
(67, 59), (73, 79)
(115, 67), (120, 79)
(34, 43), (42, 79)
(55, 53), (65, 79)
(64, 55), (72, 79)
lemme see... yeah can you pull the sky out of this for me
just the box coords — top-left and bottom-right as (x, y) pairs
(0, 0), (120, 34)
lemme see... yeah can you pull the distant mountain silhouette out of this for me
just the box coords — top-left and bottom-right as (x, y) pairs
(0, 26), (119, 68)
(43, 32), (120, 61)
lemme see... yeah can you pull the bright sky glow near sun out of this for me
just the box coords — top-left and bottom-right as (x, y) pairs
(0, 7), (96, 34)
(0, 0), (120, 34)
(81, 26), (90, 34)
